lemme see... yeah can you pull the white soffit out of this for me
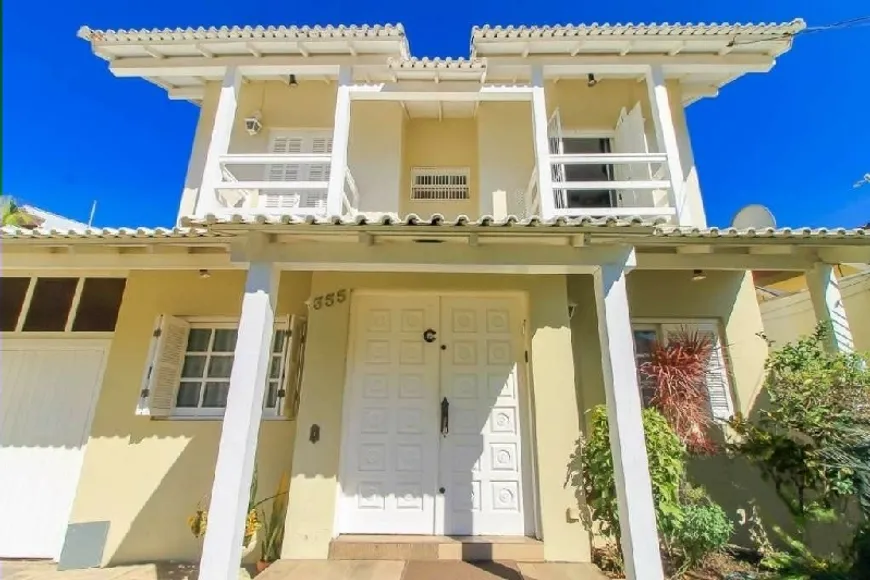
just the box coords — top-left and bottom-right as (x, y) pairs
(78, 20), (805, 104)
(78, 24), (409, 60)
(470, 21), (806, 58)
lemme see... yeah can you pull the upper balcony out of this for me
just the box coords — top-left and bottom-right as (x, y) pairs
(192, 72), (696, 225)
(77, 21), (803, 229)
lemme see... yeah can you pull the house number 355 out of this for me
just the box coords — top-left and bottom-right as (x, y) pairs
(311, 289), (348, 310)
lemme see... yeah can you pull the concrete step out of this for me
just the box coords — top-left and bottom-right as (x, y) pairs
(328, 535), (545, 562)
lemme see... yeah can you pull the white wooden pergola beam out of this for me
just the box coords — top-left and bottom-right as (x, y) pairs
(168, 86), (206, 101)
(636, 252), (816, 271)
(681, 85), (720, 100)
(248, 241), (631, 273)
(348, 82), (533, 102)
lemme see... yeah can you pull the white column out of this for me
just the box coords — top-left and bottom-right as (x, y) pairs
(199, 261), (278, 580)
(592, 248), (664, 580)
(806, 263), (854, 353)
(196, 66), (242, 217)
(326, 65), (353, 217)
(645, 65), (693, 226)
(530, 64), (556, 219)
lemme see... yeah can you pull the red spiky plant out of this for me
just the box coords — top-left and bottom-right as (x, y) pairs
(639, 327), (718, 455)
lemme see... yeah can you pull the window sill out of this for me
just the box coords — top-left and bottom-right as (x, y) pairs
(160, 415), (293, 422)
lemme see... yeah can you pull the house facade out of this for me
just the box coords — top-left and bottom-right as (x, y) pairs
(1, 20), (867, 580)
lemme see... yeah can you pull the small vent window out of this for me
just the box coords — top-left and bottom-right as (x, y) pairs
(411, 168), (470, 201)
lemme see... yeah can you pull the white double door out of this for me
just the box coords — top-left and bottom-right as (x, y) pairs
(339, 294), (531, 536)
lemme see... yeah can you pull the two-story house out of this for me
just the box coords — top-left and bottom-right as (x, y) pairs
(1, 20), (867, 580)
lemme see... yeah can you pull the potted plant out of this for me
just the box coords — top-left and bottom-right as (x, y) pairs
(256, 472), (290, 572)
(187, 467), (261, 557)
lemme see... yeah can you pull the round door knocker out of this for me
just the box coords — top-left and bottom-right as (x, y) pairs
(423, 329), (437, 343)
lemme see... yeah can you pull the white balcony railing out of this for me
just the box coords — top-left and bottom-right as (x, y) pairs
(213, 154), (358, 217)
(523, 152), (678, 220)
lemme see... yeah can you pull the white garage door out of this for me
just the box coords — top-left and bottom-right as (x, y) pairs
(0, 340), (108, 559)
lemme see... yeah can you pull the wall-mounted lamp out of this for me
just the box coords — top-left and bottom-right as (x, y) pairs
(692, 269), (707, 281)
(587, 73), (598, 87)
(288, 74), (298, 87)
(199, 269), (211, 279)
(568, 301), (579, 320)
(243, 111), (263, 136)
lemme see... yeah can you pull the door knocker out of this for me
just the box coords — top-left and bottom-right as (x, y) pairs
(423, 328), (437, 343)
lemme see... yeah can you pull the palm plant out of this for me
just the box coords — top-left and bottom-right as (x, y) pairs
(639, 327), (718, 454)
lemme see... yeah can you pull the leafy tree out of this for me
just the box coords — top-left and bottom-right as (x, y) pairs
(728, 324), (870, 578)
(729, 324), (870, 524)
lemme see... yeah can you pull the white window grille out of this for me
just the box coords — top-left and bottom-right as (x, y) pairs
(410, 167), (470, 201)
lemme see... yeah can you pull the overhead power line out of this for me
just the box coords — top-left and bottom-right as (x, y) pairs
(727, 15), (870, 47)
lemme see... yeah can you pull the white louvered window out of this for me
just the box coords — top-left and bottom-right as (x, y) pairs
(136, 315), (308, 420)
(411, 167), (470, 201)
(630, 320), (734, 421)
(263, 131), (333, 211)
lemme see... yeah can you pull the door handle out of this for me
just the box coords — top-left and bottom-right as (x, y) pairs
(440, 397), (449, 436)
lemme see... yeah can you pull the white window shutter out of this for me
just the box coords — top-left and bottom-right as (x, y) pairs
(546, 109), (565, 208)
(266, 135), (304, 182)
(308, 135), (333, 182)
(614, 102), (652, 208)
(136, 314), (189, 417)
(280, 315), (308, 420)
(662, 322), (734, 421)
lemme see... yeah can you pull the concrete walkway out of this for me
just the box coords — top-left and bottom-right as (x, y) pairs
(0, 561), (253, 580)
(2, 560), (608, 580)
(260, 560), (608, 580)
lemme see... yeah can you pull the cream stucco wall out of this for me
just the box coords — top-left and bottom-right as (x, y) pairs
(282, 272), (590, 562)
(476, 102), (535, 216)
(67, 270), (311, 565)
(760, 271), (870, 353)
(400, 118), (480, 219)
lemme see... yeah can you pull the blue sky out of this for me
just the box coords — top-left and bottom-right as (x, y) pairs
(2, 1), (868, 228)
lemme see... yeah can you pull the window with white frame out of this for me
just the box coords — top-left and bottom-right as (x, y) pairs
(136, 315), (307, 420)
(630, 320), (734, 421)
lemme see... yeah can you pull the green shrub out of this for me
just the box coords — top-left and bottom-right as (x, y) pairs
(570, 405), (686, 556)
(672, 490), (733, 571)
(729, 325), (870, 523)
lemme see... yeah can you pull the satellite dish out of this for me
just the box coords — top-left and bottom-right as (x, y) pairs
(731, 204), (776, 229)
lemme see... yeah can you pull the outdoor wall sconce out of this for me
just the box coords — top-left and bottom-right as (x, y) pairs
(288, 74), (298, 87)
(692, 269), (707, 281)
(198, 269), (211, 279)
(587, 73), (598, 87)
(567, 301), (578, 320)
(309, 424), (320, 444)
(244, 111), (263, 136)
